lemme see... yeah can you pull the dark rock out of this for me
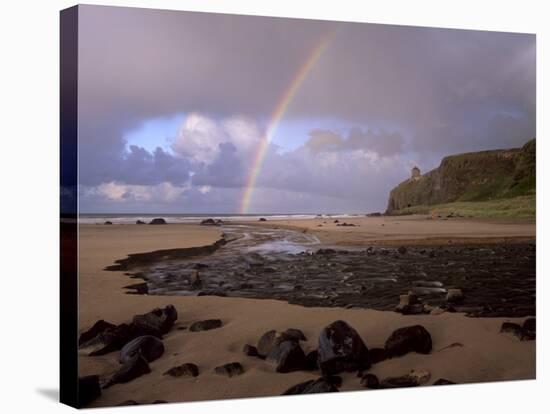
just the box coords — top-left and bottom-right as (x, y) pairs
(316, 248), (337, 255)
(214, 362), (244, 377)
(282, 328), (307, 342)
(132, 305), (178, 337)
(500, 322), (523, 339)
(259, 218), (267, 221)
(163, 363), (199, 377)
(305, 350), (319, 370)
(189, 270), (202, 290)
(136, 220), (146, 225)
(266, 340), (307, 373)
(360, 373), (380, 389)
(78, 375), (101, 407)
(124, 282), (148, 295)
(433, 378), (456, 385)
(522, 318), (536, 340)
(322, 375), (342, 387)
(196, 290), (227, 297)
(317, 320), (370, 375)
(385, 325), (432, 358)
(83, 323), (138, 356)
(334, 220), (340, 223)
(120, 335), (165, 364)
(380, 370), (431, 388)
(446, 288), (464, 304)
(189, 319), (222, 332)
(368, 347), (387, 364)
(366, 212), (382, 217)
(148, 218), (167, 225)
(200, 218), (219, 226)
(103, 355), (151, 389)
(104, 221), (113, 225)
(153, 400), (168, 404)
(243, 344), (260, 357)
(282, 378), (339, 395)
(78, 320), (116, 346)
(256, 329), (307, 359)
(397, 246), (407, 254)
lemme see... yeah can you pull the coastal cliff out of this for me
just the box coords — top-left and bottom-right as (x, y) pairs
(385, 139), (535, 215)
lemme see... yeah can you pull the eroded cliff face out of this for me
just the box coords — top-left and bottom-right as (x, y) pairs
(385, 139), (535, 214)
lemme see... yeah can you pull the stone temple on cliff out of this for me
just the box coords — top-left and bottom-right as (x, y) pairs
(411, 166), (421, 181)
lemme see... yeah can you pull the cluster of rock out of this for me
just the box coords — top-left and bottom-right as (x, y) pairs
(239, 320), (447, 395)
(78, 305), (239, 406)
(200, 218), (223, 226)
(78, 305), (177, 406)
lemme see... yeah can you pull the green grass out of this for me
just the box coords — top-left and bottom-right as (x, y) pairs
(391, 195), (536, 219)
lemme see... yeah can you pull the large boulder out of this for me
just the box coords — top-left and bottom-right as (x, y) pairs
(266, 340), (307, 373)
(282, 378), (339, 395)
(102, 354), (151, 389)
(78, 375), (101, 407)
(120, 335), (165, 364)
(385, 325), (432, 357)
(317, 320), (370, 375)
(132, 305), (177, 337)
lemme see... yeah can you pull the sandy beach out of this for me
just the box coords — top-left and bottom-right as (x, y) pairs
(77, 217), (536, 407)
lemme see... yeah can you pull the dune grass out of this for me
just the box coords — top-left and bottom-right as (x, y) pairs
(391, 195), (535, 219)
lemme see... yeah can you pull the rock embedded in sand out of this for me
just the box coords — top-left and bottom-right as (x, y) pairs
(500, 322), (524, 339)
(200, 218), (219, 226)
(380, 370), (431, 388)
(385, 325), (432, 357)
(242, 344), (260, 357)
(136, 220), (146, 224)
(132, 305), (178, 337)
(163, 363), (199, 378)
(256, 330), (294, 358)
(305, 350), (319, 370)
(522, 318), (536, 340)
(317, 320), (371, 375)
(433, 378), (456, 385)
(282, 377), (339, 395)
(79, 320), (116, 346)
(189, 319), (223, 332)
(446, 288), (464, 304)
(258, 217), (267, 221)
(282, 328), (307, 342)
(214, 362), (244, 377)
(266, 340), (307, 373)
(120, 335), (165, 364)
(78, 375), (101, 407)
(104, 221), (113, 225)
(360, 373), (380, 389)
(103, 354), (151, 389)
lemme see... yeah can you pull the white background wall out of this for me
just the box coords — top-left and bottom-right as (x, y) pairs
(0, 0), (547, 412)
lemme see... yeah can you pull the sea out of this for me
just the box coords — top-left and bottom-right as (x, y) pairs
(78, 213), (361, 225)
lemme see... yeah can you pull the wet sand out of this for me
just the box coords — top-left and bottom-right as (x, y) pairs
(242, 214), (536, 246)
(77, 220), (536, 407)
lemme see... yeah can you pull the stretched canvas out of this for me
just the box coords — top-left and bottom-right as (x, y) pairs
(60, 4), (536, 408)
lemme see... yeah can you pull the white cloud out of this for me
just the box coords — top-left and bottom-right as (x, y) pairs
(171, 113), (261, 165)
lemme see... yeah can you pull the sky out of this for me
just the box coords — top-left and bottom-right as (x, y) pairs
(75, 5), (535, 214)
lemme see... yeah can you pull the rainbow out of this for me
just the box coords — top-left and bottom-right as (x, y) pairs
(239, 33), (333, 214)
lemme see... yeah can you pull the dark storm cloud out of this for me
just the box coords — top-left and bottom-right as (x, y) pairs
(76, 5), (535, 212)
